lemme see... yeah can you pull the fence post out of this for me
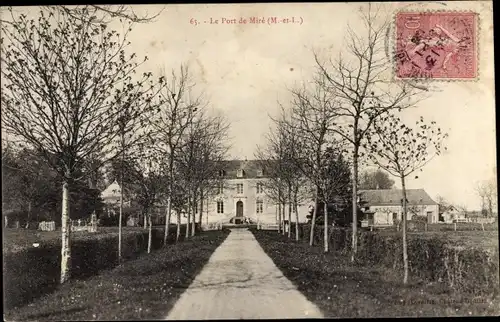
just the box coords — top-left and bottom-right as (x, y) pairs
(454, 222), (457, 231)
(481, 222), (485, 231)
(425, 223), (428, 232)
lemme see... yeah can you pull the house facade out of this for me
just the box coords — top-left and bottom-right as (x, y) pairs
(439, 205), (468, 223)
(359, 189), (439, 227)
(100, 180), (136, 221)
(201, 160), (311, 225)
(101, 180), (122, 206)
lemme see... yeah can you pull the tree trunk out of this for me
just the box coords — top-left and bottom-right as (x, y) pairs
(147, 210), (152, 254)
(205, 196), (209, 226)
(186, 196), (191, 238)
(278, 196), (282, 234)
(118, 178), (123, 264)
(164, 161), (174, 245)
(164, 194), (172, 246)
(282, 202), (286, 235)
(294, 193), (300, 241)
(288, 188), (292, 239)
(60, 179), (71, 283)
(119, 136), (125, 263)
(25, 201), (32, 229)
(309, 187), (318, 246)
(324, 200), (329, 253)
(351, 144), (359, 262)
(176, 211), (181, 243)
(401, 174), (409, 285)
(198, 188), (204, 224)
(191, 191), (197, 236)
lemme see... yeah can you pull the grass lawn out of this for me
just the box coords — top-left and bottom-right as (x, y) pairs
(4, 229), (230, 321)
(2, 225), (177, 254)
(378, 230), (499, 251)
(252, 230), (500, 318)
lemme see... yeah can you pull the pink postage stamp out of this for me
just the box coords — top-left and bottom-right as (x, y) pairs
(394, 11), (478, 80)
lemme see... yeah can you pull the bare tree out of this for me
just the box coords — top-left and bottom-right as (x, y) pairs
(256, 107), (313, 241)
(255, 122), (293, 235)
(114, 73), (165, 262)
(194, 113), (230, 227)
(176, 108), (230, 237)
(313, 4), (427, 261)
(475, 178), (497, 217)
(285, 82), (346, 252)
(150, 65), (204, 245)
(1, 7), (162, 283)
(1, 5), (165, 25)
(365, 113), (447, 284)
(129, 144), (166, 253)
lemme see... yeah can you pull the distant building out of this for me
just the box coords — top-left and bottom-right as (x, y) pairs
(359, 189), (439, 227)
(439, 205), (467, 223)
(202, 160), (311, 225)
(100, 180), (132, 212)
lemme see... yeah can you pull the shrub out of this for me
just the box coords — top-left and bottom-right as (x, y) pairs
(294, 223), (499, 295)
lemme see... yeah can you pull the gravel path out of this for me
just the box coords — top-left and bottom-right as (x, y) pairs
(165, 228), (324, 319)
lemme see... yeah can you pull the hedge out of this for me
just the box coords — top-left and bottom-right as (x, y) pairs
(290, 223), (499, 295)
(3, 224), (199, 310)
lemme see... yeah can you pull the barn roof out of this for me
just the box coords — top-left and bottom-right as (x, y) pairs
(359, 189), (437, 206)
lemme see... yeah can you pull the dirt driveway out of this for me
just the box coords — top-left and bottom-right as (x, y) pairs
(165, 228), (324, 319)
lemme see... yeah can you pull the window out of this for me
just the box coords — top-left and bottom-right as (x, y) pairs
(217, 182), (224, 194)
(257, 169), (263, 177)
(218, 169), (225, 177)
(256, 200), (263, 213)
(256, 182), (264, 194)
(237, 169), (244, 178)
(217, 201), (224, 214)
(237, 183), (244, 194)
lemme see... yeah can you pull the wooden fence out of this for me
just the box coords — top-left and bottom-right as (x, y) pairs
(38, 221), (56, 231)
(70, 218), (97, 232)
(201, 222), (223, 231)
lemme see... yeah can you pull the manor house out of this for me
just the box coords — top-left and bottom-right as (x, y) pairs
(201, 159), (311, 225)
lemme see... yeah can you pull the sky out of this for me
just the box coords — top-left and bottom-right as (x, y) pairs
(5, 2), (496, 210)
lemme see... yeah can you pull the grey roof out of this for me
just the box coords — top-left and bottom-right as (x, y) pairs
(359, 189), (437, 206)
(218, 159), (269, 179)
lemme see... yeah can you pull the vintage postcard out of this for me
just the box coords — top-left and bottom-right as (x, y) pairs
(1, 1), (497, 320)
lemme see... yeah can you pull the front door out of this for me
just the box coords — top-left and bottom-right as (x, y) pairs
(236, 201), (243, 217)
(427, 211), (433, 224)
